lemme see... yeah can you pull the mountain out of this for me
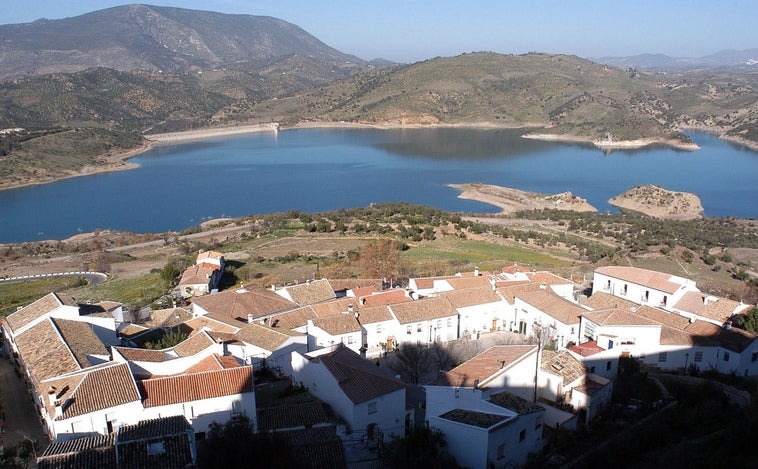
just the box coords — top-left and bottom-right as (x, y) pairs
(0, 4), (367, 81)
(596, 49), (758, 72)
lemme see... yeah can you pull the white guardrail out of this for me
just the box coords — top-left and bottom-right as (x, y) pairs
(0, 271), (107, 282)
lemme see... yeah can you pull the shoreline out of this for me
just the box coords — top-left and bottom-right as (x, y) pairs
(0, 121), (748, 192)
(522, 132), (701, 151)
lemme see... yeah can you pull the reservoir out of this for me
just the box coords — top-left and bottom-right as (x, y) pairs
(0, 128), (755, 243)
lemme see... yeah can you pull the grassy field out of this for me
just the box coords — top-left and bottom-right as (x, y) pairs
(0, 277), (87, 315)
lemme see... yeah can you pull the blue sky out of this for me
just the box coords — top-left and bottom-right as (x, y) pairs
(4, 1), (757, 63)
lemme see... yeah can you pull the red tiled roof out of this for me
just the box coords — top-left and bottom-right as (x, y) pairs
(595, 266), (684, 294)
(4, 292), (76, 334)
(516, 289), (584, 325)
(15, 319), (81, 385)
(311, 346), (405, 404)
(431, 345), (537, 388)
(179, 316), (240, 336)
(235, 322), (303, 351)
(358, 289), (412, 307)
(311, 314), (361, 335)
(184, 354), (241, 373)
(568, 340), (605, 357)
(191, 286), (297, 323)
(582, 291), (639, 310)
(389, 296), (458, 324)
(140, 366), (254, 407)
(178, 263), (217, 286)
(279, 278), (336, 306)
(41, 362), (141, 420)
(440, 285), (502, 309)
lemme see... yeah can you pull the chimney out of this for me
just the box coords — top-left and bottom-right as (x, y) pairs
(725, 320), (732, 330)
(47, 386), (57, 407)
(247, 313), (253, 324)
(474, 267), (479, 277)
(539, 283), (547, 290)
(271, 284), (276, 291)
(703, 296), (708, 305)
(346, 304), (354, 314)
(54, 401), (63, 419)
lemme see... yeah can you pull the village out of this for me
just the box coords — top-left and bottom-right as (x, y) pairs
(1, 250), (756, 468)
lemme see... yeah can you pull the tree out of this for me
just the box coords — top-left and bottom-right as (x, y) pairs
(737, 306), (758, 334)
(197, 416), (297, 469)
(382, 425), (460, 468)
(144, 330), (188, 349)
(359, 238), (400, 280)
(389, 343), (434, 385)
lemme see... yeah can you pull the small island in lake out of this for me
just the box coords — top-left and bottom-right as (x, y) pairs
(609, 184), (704, 220)
(450, 183), (597, 215)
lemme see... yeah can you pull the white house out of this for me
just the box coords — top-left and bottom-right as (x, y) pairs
(592, 266), (698, 311)
(291, 345), (408, 440)
(231, 322), (307, 377)
(513, 288), (586, 349)
(428, 390), (545, 469)
(273, 278), (336, 306)
(388, 296), (460, 345)
(307, 313), (364, 355)
(178, 263), (221, 297)
(111, 331), (220, 377)
(39, 362), (143, 441)
(441, 285), (511, 337)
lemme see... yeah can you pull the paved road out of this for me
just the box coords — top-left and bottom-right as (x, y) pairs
(0, 349), (49, 452)
(0, 271), (107, 285)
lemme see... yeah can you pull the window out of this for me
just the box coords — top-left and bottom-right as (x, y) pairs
(751, 351), (758, 363)
(606, 361), (612, 371)
(658, 352), (668, 363)
(437, 320), (442, 329)
(447, 318), (452, 327)
(622, 284), (628, 296)
(407, 325), (412, 335)
(347, 336), (354, 344)
(694, 351), (703, 363)
(497, 443), (505, 460)
(417, 323), (422, 333)
(644, 290), (650, 302)
(147, 441), (166, 456)
(368, 402), (377, 414)
(723, 351), (730, 362)
(377, 324), (382, 334)
(519, 429), (526, 442)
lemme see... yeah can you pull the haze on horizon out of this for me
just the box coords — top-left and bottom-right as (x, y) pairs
(4, 0), (756, 64)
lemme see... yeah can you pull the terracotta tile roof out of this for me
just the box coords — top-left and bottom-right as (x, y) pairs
(38, 434), (116, 469)
(143, 307), (194, 329)
(41, 362), (141, 420)
(595, 266), (684, 294)
(501, 263), (532, 274)
(15, 319), (81, 385)
(196, 250), (224, 263)
(311, 314), (362, 335)
(113, 346), (171, 362)
(310, 346), (405, 404)
(439, 408), (512, 429)
(489, 390), (544, 415)
(118, 323), (149, 340)
(352, 305), (394, 324)
(568, 340), (606, 357)
(526, 271), (575, 286)
(582, 291), (639, 310)
(257, 397), (330, 431)
(116, 416), (195, 469)
(389, 296), (458, 324)
(139, 366), (254, 407)
(267, 306), (318, 330)
(701, 298), (749, 323)
(279, 278), (336, 305)
(541, 350), (587, 385)
(431, 345), (537, 388)
(191, 286), (297, 323)
(279, 426), (347, 469)
(440, 285), (502, 308)
(329, 278), (383, 292)
(178, 315), (240, 336)
(309, 297), (359, 318)
(172, 331), (216, 357)
(444, 275), (492, 290)
(496, 282), (542, 303)
(517, 289), (585, 325)
(4, 292), (76, 334)
(51, 318), (109, 367)
(358, 289), (412, 307)
(581, 308), (660, 327)
(178, 263), (216, 286)
(351, 286), (377, 297)
(184, 354), (241, 374)
(235, 322), (303, 351)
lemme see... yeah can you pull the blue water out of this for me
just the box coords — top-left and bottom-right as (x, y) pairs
(0, 128), (755, 243)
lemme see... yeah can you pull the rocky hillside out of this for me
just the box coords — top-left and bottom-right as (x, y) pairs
(0, 4), (366, 81)
(609, 185), (704, 220)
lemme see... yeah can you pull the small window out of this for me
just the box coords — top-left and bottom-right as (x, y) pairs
(694, 351), (703, 363)
(622, 284), (628, 296)
(606, 361), (612, 371)
(497, 443), (505, 460)
(519, 429), (526, 442)
(377, 324), (383, 334)
(406, 325), (412, 335)
(348, 336), (354, 344)
(658, 352), (667, 362)
(751, 352), (758, 363)
(447, 318), (452, 327)
(417, 323), (422, 333)
(723, 351), (730, 362)
(437, 320), (442, 328)
(368, 402), (377, 414)
(147, 441), (166, 456)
